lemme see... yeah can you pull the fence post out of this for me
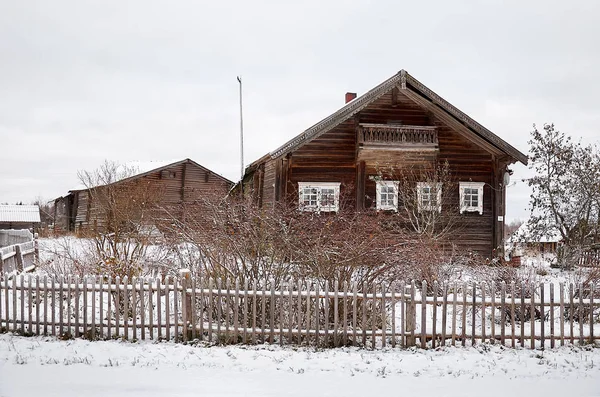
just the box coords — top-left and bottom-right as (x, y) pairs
(405, 281), (416, 347)
(179, 269), (192, 341)
(15, 245), (23, 272)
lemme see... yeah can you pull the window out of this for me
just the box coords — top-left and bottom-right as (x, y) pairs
(417, 182), (442, 212)
(376, 180), (399, 211)
(298, 182), (340, 212)
(459, 182), (484, 214)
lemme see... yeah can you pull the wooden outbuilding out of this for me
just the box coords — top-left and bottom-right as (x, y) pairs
(243, 70), (528, 258)
(53, 159), (233, 233)
(0, 205), (41, 231)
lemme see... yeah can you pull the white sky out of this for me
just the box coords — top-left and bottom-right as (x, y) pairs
(1, 0), (599, 221)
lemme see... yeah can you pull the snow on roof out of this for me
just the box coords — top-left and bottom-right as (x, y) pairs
(0, 205), (41, 223)
(71, 159), (183, 191)
(510, 222), (562, 243)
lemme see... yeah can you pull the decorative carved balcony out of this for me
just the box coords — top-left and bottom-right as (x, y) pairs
(357, 124), (438, 151)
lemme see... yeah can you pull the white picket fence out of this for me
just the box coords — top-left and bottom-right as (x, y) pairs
(0, 275), (598, 349)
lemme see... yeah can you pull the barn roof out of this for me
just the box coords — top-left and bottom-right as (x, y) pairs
(250, 69), (527, 168)
(0, 205), (41, 223)
(70, 158), (233, 192)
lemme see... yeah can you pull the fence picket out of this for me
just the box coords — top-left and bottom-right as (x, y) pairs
(421, 281), (427, 349)
(155, 278), (161, 340)
(540, 284), (545, 349)
(97, 276), (103, 340)
(243, 279), (248, 344)
(139, 277), (145, 341)
(51, 276), (56, 336)
(490, 281), (495, 344)
(333, 281), (339, 347)
(222, 279), (228, 344)
(410, 281), (416, 347)
(78, 276), (84, 338)
(315, 282), (321, 348)
(67, 275), (72, 336)
(35, 275), (40, 335)
(270, 281), (275, 345)
(3, 275), (8, 332)
(520, 282), (525, 347)
(279, 281), (284, 346)
(56, 276), (61, 336)
(549, 282), (555, 348)
(362, 283), (367, 347)
(305, 282), (311, 346)
(510, 281), (516, 348)
(20, 275), (25, 334)
(251, 279), (256, 344)
(441, 282), (447, 347)
(235, 279), (240, 344)
(261, 280), (267, 344)
(391, 282), (396, 348)
(500, 282), (506, 346)
(148, 277), (154, 340)
(590, 284), (594, 344)
(107, 276), (112, 339)
(578, 283), (584, 345)
(530, 282), (535, 349)
(208, 278), (214, 343)
(27, 275), (33, 334)
(559, 282), (564, 346)
(324, 281), (329, 347)
(350, 282), (356, 345)
(471, 283), (476, 346)
(569, 283), (574, 345)
(432, 281), (438, 348)
(43, 275), (48, 336)
(131, 277), (137, 341)
(113, 276), (119, 338)
(461, 282), (467, 347)
(295, 280), (301, 345)
(480, 283), (485, 343)
(287, 280), (293, 345)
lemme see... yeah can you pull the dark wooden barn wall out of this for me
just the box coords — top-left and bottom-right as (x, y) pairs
(70, 161), (231, 233)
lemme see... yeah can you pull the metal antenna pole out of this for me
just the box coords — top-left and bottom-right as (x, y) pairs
(237, 76), (244, 188)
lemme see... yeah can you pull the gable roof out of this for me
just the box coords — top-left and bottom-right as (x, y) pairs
(69, 158), (233, 193)
(0, 205), (41, 223)
(256, 69), (527, 167)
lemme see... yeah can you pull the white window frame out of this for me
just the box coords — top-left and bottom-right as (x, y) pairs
(416, 182), (442, 213)
(459, 182), (484, 214)
(298, 182), (341, 212)
(376, 180), (399, 211)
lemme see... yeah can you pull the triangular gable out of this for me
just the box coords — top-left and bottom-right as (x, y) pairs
(262, 70), (527, 166)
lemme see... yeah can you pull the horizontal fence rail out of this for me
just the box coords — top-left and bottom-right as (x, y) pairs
(0, 275), (598, 349)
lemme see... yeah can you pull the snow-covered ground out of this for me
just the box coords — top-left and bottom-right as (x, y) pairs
(0, 333), (599, 397)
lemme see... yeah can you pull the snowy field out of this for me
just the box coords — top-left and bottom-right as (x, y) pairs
(0, 333), (599, 397)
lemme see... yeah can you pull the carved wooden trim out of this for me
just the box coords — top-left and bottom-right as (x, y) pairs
(358, 124), (438, 148)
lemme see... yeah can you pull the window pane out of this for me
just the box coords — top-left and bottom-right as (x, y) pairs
(320, 188), (335, 207)
(303, 187), (318, 206)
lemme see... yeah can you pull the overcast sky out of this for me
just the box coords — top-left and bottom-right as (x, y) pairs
(1, 0), (598, 221)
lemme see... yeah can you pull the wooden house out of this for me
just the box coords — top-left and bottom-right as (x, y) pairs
(53, 159), (233, 233)
(243, 70), (528, 258)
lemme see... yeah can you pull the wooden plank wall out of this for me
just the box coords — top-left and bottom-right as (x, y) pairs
(70, 161), (232, 233)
